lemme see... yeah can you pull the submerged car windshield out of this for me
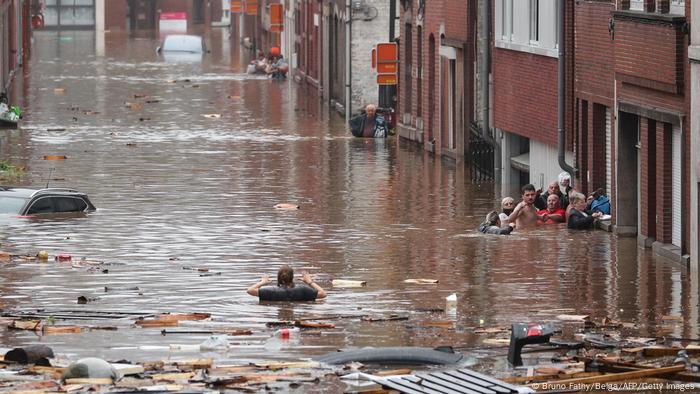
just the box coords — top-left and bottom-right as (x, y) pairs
(0, 196), (26, 214)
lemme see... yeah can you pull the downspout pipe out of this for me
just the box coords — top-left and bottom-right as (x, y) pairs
(481, 0), (490, 139)
(557, 0), (576, 177)
(345, 2), (352, 123)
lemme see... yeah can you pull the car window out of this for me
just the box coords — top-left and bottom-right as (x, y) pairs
(54, 197), (88, 213)
(26, 197), (54, 215)
(0, 196), (28, 214)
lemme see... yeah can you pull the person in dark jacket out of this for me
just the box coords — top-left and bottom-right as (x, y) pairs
(568, 192), (603, 230)
(479, 211), (515, 235)
(247, 265), (327, 301)
(349, 104), (389, 138)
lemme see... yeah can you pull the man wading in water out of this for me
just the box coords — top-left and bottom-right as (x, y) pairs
(247, 266), (327, 301)
(508, 184), (539, 229)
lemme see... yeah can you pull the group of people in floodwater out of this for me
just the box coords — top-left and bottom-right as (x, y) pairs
(247, 47), (289, 79)
(479, 171), (611, 235)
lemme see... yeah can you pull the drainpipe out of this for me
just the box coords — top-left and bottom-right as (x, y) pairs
(557, 0), (576, 177)
(389, 0), (396, 41)
(480, 0), (489, 139)
(345, 1), (352, 122)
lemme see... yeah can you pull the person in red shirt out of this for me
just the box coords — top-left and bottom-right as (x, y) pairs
(537, 194), (566, 224)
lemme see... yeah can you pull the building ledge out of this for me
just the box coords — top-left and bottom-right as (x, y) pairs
(689, 46), (700, 63)
(612, 10), (686, 25)
(613, 225), (638, 237)
(397, 123), (424, 144)
(494, 40), (557, 59)
(652, 241), (690, 265)
(597, 220), (613, 232)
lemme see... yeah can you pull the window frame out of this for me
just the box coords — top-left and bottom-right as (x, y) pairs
(629, 0), (644, 11)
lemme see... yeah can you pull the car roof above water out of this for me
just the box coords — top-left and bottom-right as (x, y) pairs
(0, 187), (82, 198)
(161, 34), (205, 53)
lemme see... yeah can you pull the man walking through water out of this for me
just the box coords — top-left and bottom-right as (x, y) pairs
(350, 104), (388, 138)
(508, 184), (539, 229)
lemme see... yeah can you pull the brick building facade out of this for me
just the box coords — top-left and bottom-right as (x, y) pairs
(1, 0), (31, 95)
(394, 0), (693, 264)
(396, 0), (475, 159)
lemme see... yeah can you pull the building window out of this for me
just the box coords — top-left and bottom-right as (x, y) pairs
(629, 0), (644, 11)
(529, 0), (539, 44)
(496, 0), (557, 57)
(670, 0), (684, 15)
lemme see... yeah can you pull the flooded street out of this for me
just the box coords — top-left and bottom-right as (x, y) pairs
(0, 28), (698, 375)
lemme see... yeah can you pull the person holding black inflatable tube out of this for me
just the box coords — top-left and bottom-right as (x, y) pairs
(247, 265), (327, 301)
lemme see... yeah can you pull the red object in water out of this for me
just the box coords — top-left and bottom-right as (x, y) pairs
(526, 326), (544, 337)
(270, 47), (280, 57)
(55, 253), (72, 262)
(279, 328), (290, 339)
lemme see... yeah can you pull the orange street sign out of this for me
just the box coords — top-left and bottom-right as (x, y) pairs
(377, 74), (397, 85)
(246, 0), (258, 15)
(371, 47), (376, 69)
(376, 42), (398, 74)
(270, 4), (283, 25)
(231, 0), (242, 13)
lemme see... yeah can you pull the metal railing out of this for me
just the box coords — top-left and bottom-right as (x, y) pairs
(468, 122), (495, 182)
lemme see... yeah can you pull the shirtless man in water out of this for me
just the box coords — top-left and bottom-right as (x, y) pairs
(508, 184), (539, 228)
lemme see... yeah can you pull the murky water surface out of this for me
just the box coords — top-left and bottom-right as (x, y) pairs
(0, 29), (697, 379)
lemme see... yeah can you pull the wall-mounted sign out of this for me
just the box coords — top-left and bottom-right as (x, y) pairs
(160, 12), (187, 33)
(231, 0), (242, 13)
(270, 3), (283, 32)
(377, 74), (397, 85)
(376, 42), (398, 74)
(246, 0), (258, 15)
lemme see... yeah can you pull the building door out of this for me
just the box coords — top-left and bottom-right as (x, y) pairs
(440, 55), (456, 151)
(44, 0), (95, 29)
(616, 111), (639, 235)
(672, 125), (682, 247)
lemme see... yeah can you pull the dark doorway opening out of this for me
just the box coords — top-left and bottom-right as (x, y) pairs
(193, 0), (205, 24)
(616, 111), (639, 236)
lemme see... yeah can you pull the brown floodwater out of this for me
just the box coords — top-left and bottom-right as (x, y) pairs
(0, 28), (698, 383)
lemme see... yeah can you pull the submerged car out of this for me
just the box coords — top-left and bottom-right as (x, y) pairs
(156, 34), (207, 54)
(0, 187), (96, 216)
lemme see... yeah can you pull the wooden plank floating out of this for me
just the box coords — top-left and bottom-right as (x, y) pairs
(135, 319), (179, 328)
(155, 313), (211, 322)
(403, 279), (439, 284)
(9, 320), (42, 331)
(332, 279), (367, 288)
(42, 325), (82, 334)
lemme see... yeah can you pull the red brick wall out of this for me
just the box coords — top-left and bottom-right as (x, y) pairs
(492, 1), (574, 149)
(614, 17), (684, 93)
(493, 50), (559, 146)
(574, 1), (615, 106)
(398, 0), (473, 152)
(613, 10), (690, 252)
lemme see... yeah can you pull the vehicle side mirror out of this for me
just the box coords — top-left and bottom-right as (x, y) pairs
(156, 47), (161, 54)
